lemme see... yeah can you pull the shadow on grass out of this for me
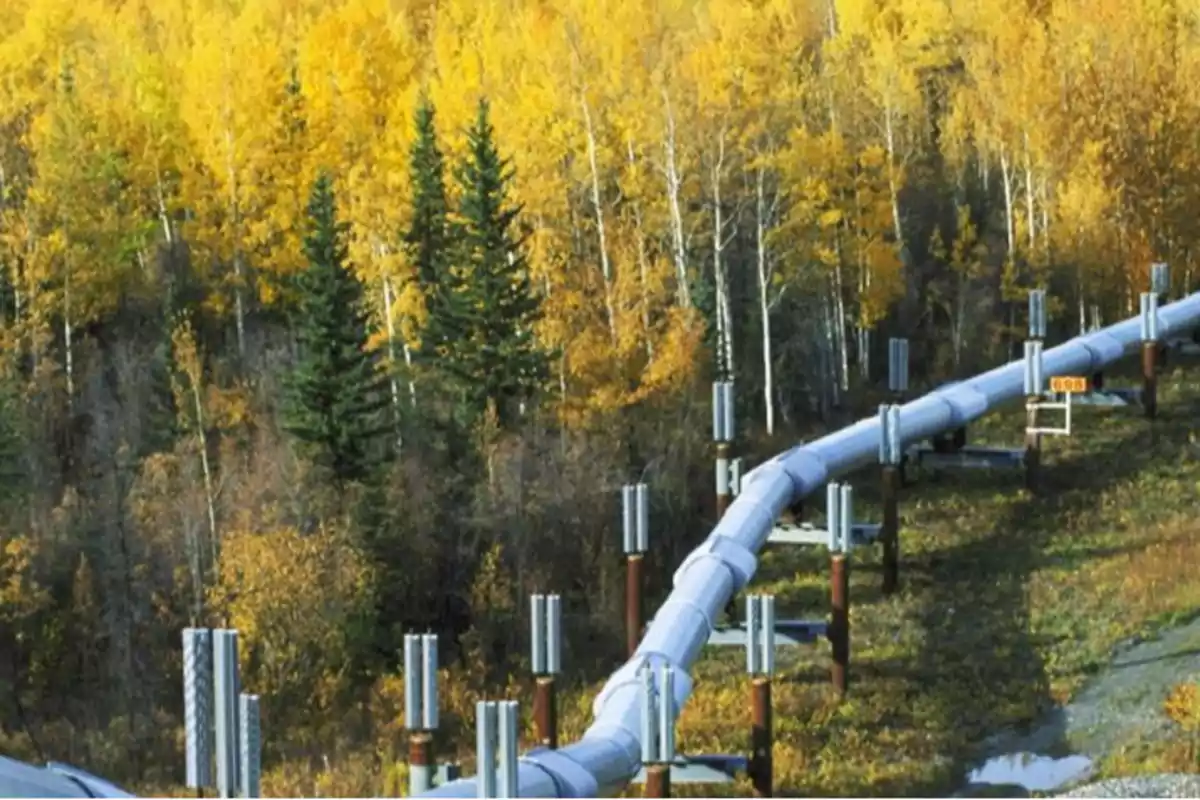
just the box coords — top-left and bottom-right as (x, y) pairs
(889, 382), (1200, 798)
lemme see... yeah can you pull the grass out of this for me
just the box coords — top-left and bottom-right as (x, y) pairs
(567, 359), (1200, 797)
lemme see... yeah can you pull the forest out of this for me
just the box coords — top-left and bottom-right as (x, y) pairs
(1, 0), (1199, 794)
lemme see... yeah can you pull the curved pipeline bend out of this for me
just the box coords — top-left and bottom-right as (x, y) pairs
(419, 291), (1200, 798)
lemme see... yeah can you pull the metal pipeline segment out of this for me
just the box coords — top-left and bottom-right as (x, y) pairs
(424, 291), (1200, 798)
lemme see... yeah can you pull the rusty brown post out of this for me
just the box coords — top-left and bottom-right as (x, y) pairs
(881, 464), (900, 596)
(830, 553), (849, 695)
(750, 677), (773, 797)
(533, 675), (557, 749)
(644, 763), (670, 798)
(408, 731), (433, 794)
(1142, 340), (1158, 419)
(626, 553), (643, 659)
(1025, 398), (1041, 494)
(715, 440), (732, 519)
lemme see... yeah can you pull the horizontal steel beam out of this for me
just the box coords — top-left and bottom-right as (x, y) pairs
(907, 444), (1025, 470)
(630, 755), (747, 785)
(705, 620), (828, 647)
(765, 521), (882, 547)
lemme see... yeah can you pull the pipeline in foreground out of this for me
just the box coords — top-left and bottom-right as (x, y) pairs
(417, 290), (1200, 797)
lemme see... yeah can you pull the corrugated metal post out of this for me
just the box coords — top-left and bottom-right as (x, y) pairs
(1152, 262), (1170, 302)
(1089, 304), (1106, 388)
(1151, 265), (1171, 368)
(530, 593), (561, 749)
(237, 694), (260, 798)
(642, 665), (674, 798)
(1023, 340), (1043, 493)
(878, 405), (902, 596)
(746, 595), (774, 797)
(405, 633), (439, 795)
(888, 338), (909, 483)
(475, 701), (498, 799)
(827, 484), (851, 696)
(183, 628), (214, 795)
(213, 630), (240, 799)
(622, 484), (649, 659)
(496, 701), (519, 799)
(1141, 292), (1159, 419)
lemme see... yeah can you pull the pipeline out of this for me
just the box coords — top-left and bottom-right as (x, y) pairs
(417, 290), (1200, 797)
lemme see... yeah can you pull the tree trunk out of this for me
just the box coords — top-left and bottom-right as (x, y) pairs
(628, 139), (654, 360)
(1000, 147), (1016, 260)
(381, 271), (404, 451)
(833, 254), (849, 394)
(755, 166), (775, 436)
(711, 128), (734, 379)
(224, 128), (246, 358)
(63, 260), (74, 413)
(1023, 132), (1036, 253)
(580, 94), (617, 346)
(662, 90), (691, 309)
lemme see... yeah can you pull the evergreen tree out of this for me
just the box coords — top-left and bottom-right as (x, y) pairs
(405, 94), (473, 377)
(443, 97), (552, 427)
(404, 94), (450, 295)
(282, 171), (391, 485)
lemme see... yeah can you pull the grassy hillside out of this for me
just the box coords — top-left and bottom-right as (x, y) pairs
(120, 357), (1200, 798)
(349, 357), (1200, 799)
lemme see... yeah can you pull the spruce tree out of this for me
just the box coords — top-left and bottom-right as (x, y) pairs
(446, 97), (552, 427)
(404, 94), (449, 294)
(283, 171), (391, 485)
(404, 94), (471, 372)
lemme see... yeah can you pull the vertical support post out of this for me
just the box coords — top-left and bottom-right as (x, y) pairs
(496, 700), (519, 799)
(1152, 262), (1170, 302)
(746, 595), (775, 797)
(1028, 289), (1047, 341)
(1027, 292), (1047, 493)
(530, 593), (561, 749)
(641, 664), (675, 799)
(730, 457), (744, 497)
(183, 628), (214, 794)
(1087, 303), (1105, 387)
(878, 405), (901, 596)
(1141, 292), (1159, 419)
(405, 633), (439, 795)
(213, 630), (240, 799)
(827, 484), (851, 696)
(475, 701), (498, 800)
(1023, 340), (1043, 493)
(622, 484), (649, 659)
(887, 337), (909, 401)
(712, 381), (735, 519)
(888, 338), (910, 483)
(237, 694), (260, 799)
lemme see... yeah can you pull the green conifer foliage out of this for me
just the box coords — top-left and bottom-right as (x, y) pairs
(445, 97), (552, 428)
(282, 171), (391, 485)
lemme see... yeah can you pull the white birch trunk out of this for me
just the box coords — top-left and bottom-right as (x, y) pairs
(755, 166), (775, 435)
(64, 265), (74, 410)
(628, 139), (654, 359)
(662, 90), (691, 309)
(580, 94), (617, 346)
(1000, 147), (1016, 260)
(1023, 132), (1036, 253)
(711, 129), (734, 379)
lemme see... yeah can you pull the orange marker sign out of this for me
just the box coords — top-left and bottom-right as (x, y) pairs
(1049, 375), (1089, 394)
